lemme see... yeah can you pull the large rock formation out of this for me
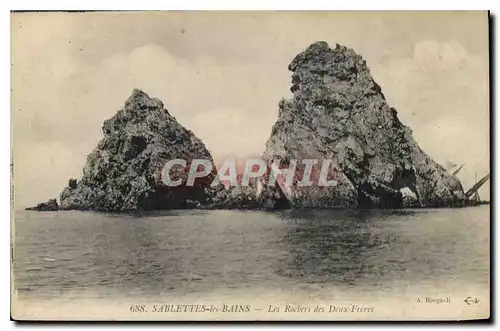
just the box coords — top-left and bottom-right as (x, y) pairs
(26, 42), (467, 212)
(58, 89), (222, 211)
(259, 41), (465, 208)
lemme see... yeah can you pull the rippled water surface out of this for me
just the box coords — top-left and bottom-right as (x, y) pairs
(13, 207), (490, 302)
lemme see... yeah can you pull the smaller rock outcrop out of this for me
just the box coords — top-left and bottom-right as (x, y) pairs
(25, 198), (59, 211)
(207, 185), (262, 209)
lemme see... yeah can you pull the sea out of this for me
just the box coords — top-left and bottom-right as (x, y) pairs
(12, 206), (490, 320)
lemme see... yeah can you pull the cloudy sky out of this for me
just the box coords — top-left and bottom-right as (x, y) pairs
(11, 11), (489, 207)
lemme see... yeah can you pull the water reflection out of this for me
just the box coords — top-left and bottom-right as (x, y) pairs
(276, 209), (414, 286)
(14, 207), (489, 300)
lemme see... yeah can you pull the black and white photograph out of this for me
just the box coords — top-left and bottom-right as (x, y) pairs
(10, 10), (491, 321)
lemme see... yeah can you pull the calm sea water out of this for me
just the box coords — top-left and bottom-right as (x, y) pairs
(13, 207), (490, 303)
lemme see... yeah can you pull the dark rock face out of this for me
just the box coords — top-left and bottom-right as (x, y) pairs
(260, 41), (465, 208)
(59, 89), (221, 211)
(26, 198), (58, 211)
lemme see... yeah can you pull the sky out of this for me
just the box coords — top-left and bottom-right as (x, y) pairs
(11, 11), (490, 207)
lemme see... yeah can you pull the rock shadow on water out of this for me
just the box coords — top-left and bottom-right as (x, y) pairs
(274, 209), (410, 286)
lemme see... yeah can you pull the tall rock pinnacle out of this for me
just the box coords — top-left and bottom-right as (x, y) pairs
(262, 41), (465, 208)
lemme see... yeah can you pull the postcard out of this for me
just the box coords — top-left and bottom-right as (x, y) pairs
(10, 11), (490, 321)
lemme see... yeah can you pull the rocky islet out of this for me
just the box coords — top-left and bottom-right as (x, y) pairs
(27, 42), (466, 211)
